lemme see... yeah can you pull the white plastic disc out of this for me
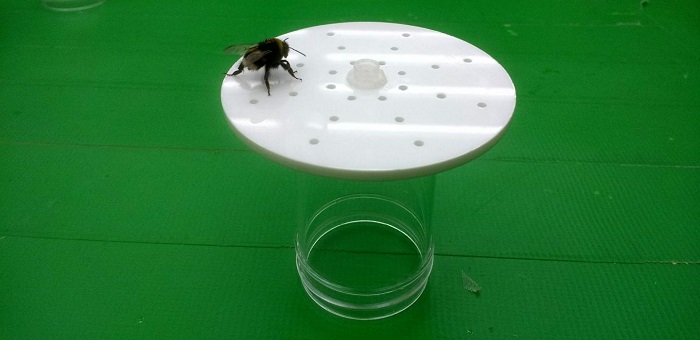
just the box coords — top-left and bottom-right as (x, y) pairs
(221, 22), (516, 180)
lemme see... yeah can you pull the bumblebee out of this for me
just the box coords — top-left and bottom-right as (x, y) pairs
(225, 38), (305, 95)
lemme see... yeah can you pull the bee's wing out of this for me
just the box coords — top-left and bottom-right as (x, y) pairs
(223, 44), (257, 55)
(243, 50), (272, 63)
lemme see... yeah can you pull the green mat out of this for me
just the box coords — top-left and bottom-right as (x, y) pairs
(1, 0), (698, 338)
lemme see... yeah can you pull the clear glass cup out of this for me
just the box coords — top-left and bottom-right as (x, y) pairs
(295, 173), (435, 320)
(42, 0), (105, 12)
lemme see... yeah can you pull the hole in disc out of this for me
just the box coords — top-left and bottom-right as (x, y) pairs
(437, 93), (446, 99)
(289, 91), (298, 96)
(330, 116), (339, 122)
(347, 96), (356, 101)
(379, 61), (386, 65)
(477, 102), (487, 108)
(398, 71), (406, 75)
(399, 85), (408, 91)
(431, 65), (440, 69)
(249, 99), (258, 104)
(296, 63), (304, 67)
(391, 47), (399, 51)
(327, 32), (335, 36)
(338, 46), (346, 50)
(326, 84), (336, 89)
(463, 58), (473, 63)
(395, 117), (404, 123)
(378, 96), (387, 101)
(414, 140), (424, 147)
(309, 138), (320, 145)
(329, 70), (337, 75)
(402, 33), (410, 37)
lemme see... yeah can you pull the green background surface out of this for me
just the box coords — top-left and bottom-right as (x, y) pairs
(1, 0), (699, 338)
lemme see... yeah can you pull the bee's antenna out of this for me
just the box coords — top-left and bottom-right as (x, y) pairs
(290, 46), (307, 57)
(283, 38), (306, 57)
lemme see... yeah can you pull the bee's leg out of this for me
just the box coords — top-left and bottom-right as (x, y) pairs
(227, 62), (245, 76)
(280, 60), (302, 81)
(264, 65), (271, 96)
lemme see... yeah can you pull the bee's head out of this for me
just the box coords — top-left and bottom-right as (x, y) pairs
(282, 38), (306, 58)
(280, 39), (290, 58)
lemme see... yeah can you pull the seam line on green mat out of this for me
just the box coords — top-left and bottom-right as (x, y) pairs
(0, 233), (293, 251)
(3, 140), (699, 169)
(483, 157), (700, 169)
(2, 234), (697, 265)
(0, 140), (252, 154)
(435, 252), (700, 265)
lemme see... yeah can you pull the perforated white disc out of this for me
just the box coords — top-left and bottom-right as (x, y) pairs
(221, 22), (516, 180)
